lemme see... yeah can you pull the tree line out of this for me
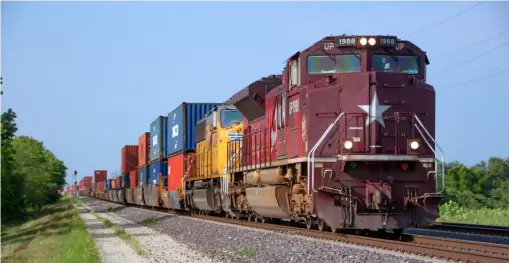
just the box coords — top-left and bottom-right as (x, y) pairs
(1, 109), (67, 221)
(441, 157), (509, 209)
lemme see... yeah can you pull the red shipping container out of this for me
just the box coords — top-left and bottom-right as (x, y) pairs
(94, 170), (107, 183)
(122, 145), (139, 174)
(138, 132), (150, 167)
(115, 176), (121, 189)
(167, 152), (195, 192)
(129, 170), (138, 188)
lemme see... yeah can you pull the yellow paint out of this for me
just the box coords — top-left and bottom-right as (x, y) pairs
(189, 115), (243, 181)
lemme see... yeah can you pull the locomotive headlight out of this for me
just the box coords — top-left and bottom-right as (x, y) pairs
(368, 37), (376, 46)
(344, 140), (353, 150)
(410, 141), (420, 150)
(359, 37), (368, 46)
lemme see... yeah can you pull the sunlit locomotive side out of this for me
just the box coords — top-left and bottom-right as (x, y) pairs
(183, 105), (244, 214)
(226, 35), (443, 231)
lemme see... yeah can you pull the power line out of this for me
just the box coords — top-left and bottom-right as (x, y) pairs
(435, 29), (509, 56)
(407, 2), (485, 37)
(430, 40), (509, 77)
(467, 29), (509, 48)
(442, 69), (509, 87)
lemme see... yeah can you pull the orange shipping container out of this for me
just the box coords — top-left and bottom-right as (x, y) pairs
(167, 152), (195, 192)
(116, 176), (121, 189)
(138, 133), (150, 167)
(129, 170), (138, 188)
(122, 145), (139, 174)
(94, 170), (107, 183)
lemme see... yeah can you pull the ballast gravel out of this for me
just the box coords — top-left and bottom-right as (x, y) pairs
(81, 197), (443, 263)
(75, 205), (151, 263)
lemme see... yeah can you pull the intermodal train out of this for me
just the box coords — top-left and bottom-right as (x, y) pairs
(87, 35), (445, 234)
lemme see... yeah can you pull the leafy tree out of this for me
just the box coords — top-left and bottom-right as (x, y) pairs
(1, 109), (25, 220)
(1, 108), (67, 221)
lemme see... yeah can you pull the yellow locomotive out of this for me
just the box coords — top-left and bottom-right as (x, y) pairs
(184, 104), (243, 214)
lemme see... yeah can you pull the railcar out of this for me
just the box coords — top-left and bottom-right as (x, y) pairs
(90, 35), (444, 233)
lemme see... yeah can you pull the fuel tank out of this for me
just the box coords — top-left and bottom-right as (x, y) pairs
(245, 186), (291, 219)
(192, 188), (216, 211)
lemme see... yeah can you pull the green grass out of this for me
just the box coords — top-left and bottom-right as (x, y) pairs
(235, 248), (257, 259)
(141, 216), (157, 225)
(0, 197), (101, 263)
(438, 200), (509, 226)
(90, 210), (144, 255)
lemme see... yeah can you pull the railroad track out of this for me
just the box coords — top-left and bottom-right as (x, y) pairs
(428, 222), (509, 238)
(83, 196), (509, 263)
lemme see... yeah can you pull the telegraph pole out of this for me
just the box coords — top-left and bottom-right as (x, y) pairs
(73, 170), (78, 198)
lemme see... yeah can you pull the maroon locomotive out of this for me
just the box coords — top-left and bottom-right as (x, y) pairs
(227, 35), (443, 233)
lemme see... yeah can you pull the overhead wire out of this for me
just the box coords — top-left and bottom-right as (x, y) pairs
(434, 29), (509, 56)
(430, 40), (509, 77)
(406, 1), (485, 37)
(441, 69), (509, 87)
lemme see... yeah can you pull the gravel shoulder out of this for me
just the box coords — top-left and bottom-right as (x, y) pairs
(76, 205), (151, 263)
(81, 197), (444, 263)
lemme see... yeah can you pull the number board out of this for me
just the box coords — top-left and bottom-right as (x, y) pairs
(378, 36), (398, 47)
(335, 36), (357, 47)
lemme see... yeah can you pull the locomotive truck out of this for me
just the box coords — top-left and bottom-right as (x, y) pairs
(91, 34), (444, 234)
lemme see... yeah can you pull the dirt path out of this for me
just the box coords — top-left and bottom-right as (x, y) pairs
(76, 206), (152, 263)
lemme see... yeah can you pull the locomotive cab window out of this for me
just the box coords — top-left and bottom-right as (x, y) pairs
(307, 54), (361, 74)
(371, 55), (420, 74)
(221, 110), (242, 127)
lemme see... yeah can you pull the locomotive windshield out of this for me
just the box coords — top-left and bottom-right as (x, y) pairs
(307, 54), (361, 74)
(371, 55), (419, 74)
(221, 109), (242, 127)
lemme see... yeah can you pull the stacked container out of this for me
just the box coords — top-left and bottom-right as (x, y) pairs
(121, 174), (130, 188)
(115, 176), (121, 189)
(149, 116), (168, 187)
(94, 170), (107, 184)
(121, 145), (139, 175)
(166, 103), (218, 192)
(138, 133), (150, 187)
(129, 170), (138, 188)
(138, 166), (149, 187)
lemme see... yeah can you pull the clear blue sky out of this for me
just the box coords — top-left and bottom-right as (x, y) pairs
(2, 1), (508, 185)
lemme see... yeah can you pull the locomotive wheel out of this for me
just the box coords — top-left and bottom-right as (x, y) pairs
(306, 217), (314, 230)
(317, 218), (326, 232)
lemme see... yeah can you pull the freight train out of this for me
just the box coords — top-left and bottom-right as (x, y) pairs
(86, 35), (444, 234)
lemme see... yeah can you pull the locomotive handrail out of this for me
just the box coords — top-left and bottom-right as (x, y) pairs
(307, 112), (345, 195)
(412, 114), (445, 193)
(222, 147), (242, 195)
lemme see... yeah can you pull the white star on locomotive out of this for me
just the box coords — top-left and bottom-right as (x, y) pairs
(357, 91), (391, 128)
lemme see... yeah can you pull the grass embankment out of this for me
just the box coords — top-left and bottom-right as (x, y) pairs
(438, 201), (509, 226)
(89, 209), (144, 255)
(1, 196), (101, 263)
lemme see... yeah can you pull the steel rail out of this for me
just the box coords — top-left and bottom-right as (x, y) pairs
(83, 196), (509, 263)
(428, 222), (509, 237)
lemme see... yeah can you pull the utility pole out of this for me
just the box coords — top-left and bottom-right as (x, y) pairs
(73, 170), (78, 198)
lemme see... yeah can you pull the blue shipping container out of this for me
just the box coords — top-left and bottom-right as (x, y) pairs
(138, 166), (149, 187)
(121, 174), (130, 188)
(167, 103), (219, 157)
(150, 116), (168, 162)
(149, 161), (168, 186)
